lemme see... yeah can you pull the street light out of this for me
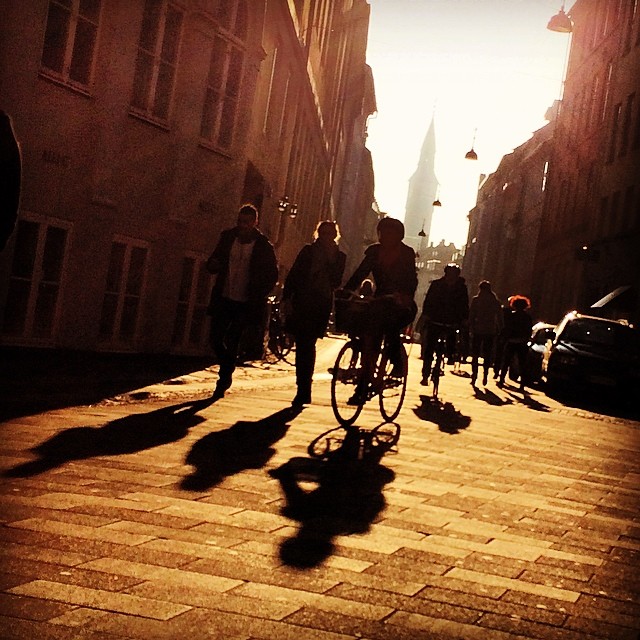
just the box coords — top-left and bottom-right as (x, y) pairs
(278, 195), (298, 219)
(465, 129), (478, 160)
(432, 185), (442, 207)
(547, 4), (573, 33)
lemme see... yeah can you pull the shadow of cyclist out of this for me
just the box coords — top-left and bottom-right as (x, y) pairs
(180, 406), (301, 491)
(270, 427), (395, 568)
(413, 395), (471, 434)
(4, 398), (214, 478)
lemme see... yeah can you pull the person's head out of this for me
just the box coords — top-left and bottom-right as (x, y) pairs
(478, 280), (492, 293)
(236, 204), (258, 239)
(314, 220), (339, 245)
(377, 217), (404, 246)
(443, 263), (461, 282)
(510, 295), (531, 311)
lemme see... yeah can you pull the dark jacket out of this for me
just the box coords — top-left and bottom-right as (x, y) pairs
(206, 227), (278, 314)
(344, 242), (418, 300)
(422, 276), (469, 325)
(0, 110), (21, 252)
(502, 309), (533, 343)
(283, 241), (346, 338)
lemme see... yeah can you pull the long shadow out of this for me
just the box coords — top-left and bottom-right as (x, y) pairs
(180, 406), (302, 491)
(270, 427), (395, 568)
(4, 398), (214, 477)
(0, 346), (217, 421)
(413, 395), (472, 434)
(503, 387), (551, 412)
(472, 386), (514, 406)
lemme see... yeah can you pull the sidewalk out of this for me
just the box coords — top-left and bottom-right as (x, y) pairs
(1, 339), (639, 639)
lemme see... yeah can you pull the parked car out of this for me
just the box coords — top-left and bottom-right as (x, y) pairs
(525, 322), (556, 384)
(542, 312), (640, 395)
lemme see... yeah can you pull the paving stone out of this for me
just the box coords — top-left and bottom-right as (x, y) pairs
(476, 612), (601, 640)
(8, 579), (191, 620)
(0, 613), (124, 639)
(0, 592), (76, 621)
(446, 568), (580, 603)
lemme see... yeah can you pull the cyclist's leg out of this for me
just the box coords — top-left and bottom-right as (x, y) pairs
(421, 325), (438, 384)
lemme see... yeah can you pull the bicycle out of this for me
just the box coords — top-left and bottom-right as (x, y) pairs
(330, 297), (409, 426)
(263, 297), (294, 364)
(428, 322), (460, 399)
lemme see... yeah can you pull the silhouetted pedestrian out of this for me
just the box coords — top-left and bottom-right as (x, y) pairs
(497, 295), (533, 391)
(469, 280), (503, 387)
(206, 204), (278, 399)
(0, 110), (21, 251)
(283, 221), (346, 407)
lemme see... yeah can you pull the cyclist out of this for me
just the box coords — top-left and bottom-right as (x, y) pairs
(419, 263), (469, 386)
(340, 217), (418, 405)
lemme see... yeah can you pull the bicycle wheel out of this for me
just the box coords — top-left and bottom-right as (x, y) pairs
(370, 422), (401, 450)
(331, 340), (364, 426)
(378, 344), (408, 422)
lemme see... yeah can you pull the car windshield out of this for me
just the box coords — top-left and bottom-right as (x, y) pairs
(560, 319), (639, 349)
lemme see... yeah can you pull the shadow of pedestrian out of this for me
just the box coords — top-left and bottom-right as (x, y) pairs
(270, 429), (395, 568)
(473, 387), (513, 406)
(4, 398), (214, 477)
(505, 388), (550, 412)
(413, 395), (471, 434)
(180, 406), (301, 491)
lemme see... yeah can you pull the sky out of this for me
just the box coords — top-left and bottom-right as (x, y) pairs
(365, 0), (572, 247)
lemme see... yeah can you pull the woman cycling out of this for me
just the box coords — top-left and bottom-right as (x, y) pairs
(340, 217), (418, 405)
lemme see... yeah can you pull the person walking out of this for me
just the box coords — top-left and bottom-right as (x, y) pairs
(497, 295), (533, 391)
(468, 280), (503, 387)
(206, 204), (278, 399)
(419, 263), (469, 385)
(283, 220), (346, 407)
(0, 110), (21, 252)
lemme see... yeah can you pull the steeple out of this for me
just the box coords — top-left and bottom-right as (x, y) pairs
(404, 115), (439, 248)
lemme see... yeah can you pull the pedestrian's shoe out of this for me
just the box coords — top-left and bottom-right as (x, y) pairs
(496, 379), (504, 388)
(482, 371), (488, 386)
(470, 374), (477, 386)
(212, 374), (232, 399)
(291, 392), (311, 407)
(420, 375), (429, 386)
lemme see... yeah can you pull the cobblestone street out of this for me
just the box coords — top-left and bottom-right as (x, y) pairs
(1, 338), (639, 639)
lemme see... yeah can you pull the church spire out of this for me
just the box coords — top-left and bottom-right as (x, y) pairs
(403, 114), (439, 246)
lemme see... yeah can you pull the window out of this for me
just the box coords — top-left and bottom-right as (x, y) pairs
(131, 0), (183, 121)
(99, 239), (148, 345)
(41, 0), (101, 87)
(200, 1), (247, 150)
(608, 103), (622, 162)
(172, 257), (212, 349)
(2, 219), (69, 340)
(620, 93), (635, 157)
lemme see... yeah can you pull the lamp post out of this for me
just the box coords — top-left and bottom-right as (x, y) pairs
(278, 195), (298, 219)
(465, 128), (478, 160)
(547, 3), (573, 33)
(273, 194), (300, 250)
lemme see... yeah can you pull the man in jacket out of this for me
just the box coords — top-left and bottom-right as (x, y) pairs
(419, 263), (469, 385)
(207, 204), (278, 399)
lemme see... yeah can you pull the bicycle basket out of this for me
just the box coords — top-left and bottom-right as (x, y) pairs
(334, 297), (369, 335)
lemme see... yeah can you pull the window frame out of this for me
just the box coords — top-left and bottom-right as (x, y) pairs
(39, 0), (102, 91)
(130, 0), (184, 124)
